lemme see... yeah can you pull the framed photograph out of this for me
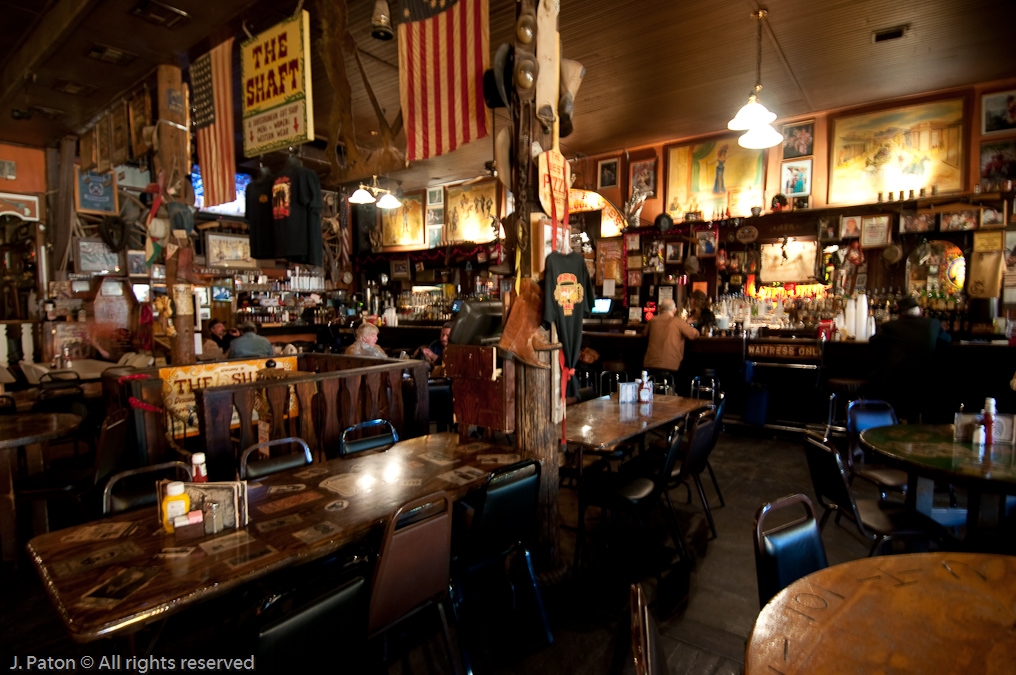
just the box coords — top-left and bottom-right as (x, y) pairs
(446, 182), (497, 244)
(205, 232), (257, 268)
(860, 215), (892, 248)
(597, 158), (619, 190)
(829, 97), (965, 204)
(664, 137), (764, 220)
(627, 254), (642, 270)
(981, 89), (1016, 137)
(629, 159), (656, 197)
(625, 233), (640, 251)
(151, 264), (166, 281)
(75, 237), (121, 274)
(665, 242), (683, 263)
(125, 249), (147, 276)
(840, 215), (862, 239)
(390, 259), (411, 280)
(627, 269), (642, 287)
(74, 166), (118, 215)
(211, 285), (232, 302)
(781, 158), (812, 197)
(973, 230), (1004, 252)
(427, 187), (443, 206)
(818, 216), (838, 242)
(980, 139), (1016, 188)
(194, 286), (210, 307)
(982, 205), (1006, 229)
(901, 212), (935, 233)
(855, 273), (867, 291)
(940, 209), (980, 232)
(781, 120), (814, 159)
(695, 229), (718, 257)
(427, 207), (444, 227)
(427, 225), (443, 249)
(381, 191), (426, 248)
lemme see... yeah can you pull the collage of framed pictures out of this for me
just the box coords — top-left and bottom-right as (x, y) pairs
(780, 120), (814, 211)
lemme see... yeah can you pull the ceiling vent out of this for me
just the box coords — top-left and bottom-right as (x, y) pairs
(872, 25), (909, 44)
(132, 0), (190, 29)
(52, 80), (97, 96)
(86, 43), (137, 66)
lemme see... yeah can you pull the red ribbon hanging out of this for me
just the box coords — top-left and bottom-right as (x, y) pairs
(129, 396), (163, 413)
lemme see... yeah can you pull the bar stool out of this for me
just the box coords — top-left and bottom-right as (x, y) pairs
(824, 377), (869, 436)
(690, 369), (721, 404)
(598, 360), (628, 395)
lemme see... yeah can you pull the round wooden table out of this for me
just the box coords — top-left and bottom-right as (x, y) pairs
(746, 552), (1016, 674)
(0, 413), (82, 562)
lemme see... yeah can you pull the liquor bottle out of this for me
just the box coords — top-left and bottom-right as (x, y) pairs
(983, 398), (996, 446)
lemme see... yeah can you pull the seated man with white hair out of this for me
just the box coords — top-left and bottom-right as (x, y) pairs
(345, 322), (387, 358)
(643, 298), (700, 380)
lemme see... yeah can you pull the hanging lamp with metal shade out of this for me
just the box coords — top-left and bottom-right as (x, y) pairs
(727, 9), (783, 149)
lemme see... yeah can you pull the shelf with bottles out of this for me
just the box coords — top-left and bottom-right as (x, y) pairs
(232, 267), (328, 293)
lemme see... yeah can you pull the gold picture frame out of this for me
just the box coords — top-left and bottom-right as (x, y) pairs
(664, 136), (764, 221)
(381, 191), (426, 248)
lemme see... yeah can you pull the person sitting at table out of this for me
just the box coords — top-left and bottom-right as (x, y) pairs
(643, 298), (700, 381)
(345, 322), (387, 358)
(198, 319), (239, 360)
(869, 295), (951, 422)
(687, 290), (715, 332)
(415, 321), (454, 367)
(227, 321), (275, 358)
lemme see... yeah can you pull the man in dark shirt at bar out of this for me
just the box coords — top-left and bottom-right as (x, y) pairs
(870, 295), (951, 422)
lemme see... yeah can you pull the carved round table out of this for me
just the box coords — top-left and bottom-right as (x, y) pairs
(746, 552), (1016, 674)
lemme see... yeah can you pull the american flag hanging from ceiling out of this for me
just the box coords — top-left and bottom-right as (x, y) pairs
(398, 0), (490, 162)
(191, 38), (235, 208)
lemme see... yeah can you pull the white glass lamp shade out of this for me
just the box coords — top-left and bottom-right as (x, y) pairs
(349, 187), (376, 204)
(376, 192), (402, 209)
(738, 123), (784, 149)
(727, 95), (777, 131)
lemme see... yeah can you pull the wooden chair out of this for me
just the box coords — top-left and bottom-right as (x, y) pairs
(369, 491), (461, 673)
(339, 419), (398, 458)
(239, 437), (312, 480)
(803, 432), (945, 556)
(753, 493), (828, 608)
(630, 583), (666, 675)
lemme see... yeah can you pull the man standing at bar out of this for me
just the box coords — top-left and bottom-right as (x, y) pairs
(870, 295), (951, 422)
(228, 321), (275, 358)
(643, 299), (700, 381)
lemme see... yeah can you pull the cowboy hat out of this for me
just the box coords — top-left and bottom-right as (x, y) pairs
(483, 43), (513, 111)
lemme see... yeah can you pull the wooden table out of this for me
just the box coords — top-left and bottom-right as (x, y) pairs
(0, 413), (82, 562)
(561, 393), (707, 453)
(27, 433), (511, 642)
(23, 359), (112, 384)
(745, 552), (1016, 674)
(860, 424), (1016, 531)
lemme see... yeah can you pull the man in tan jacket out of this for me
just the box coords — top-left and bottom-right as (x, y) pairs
(643, 299), (700, 378)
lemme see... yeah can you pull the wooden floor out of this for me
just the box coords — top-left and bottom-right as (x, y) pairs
(0, 425), (973, 673)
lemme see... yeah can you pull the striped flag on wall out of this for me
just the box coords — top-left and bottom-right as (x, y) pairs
(191, 38), (235, 208)
(398, 0), (489, 162)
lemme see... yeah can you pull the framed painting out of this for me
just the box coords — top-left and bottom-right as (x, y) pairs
(840, 215), (862, 239)
(205, 232), (257, 268)
(981, 89), (1016, 137)
(860, 215), (892, 248)
(695, 229), (717, 257)
(625, 233), (640, 251)
(940, 208), (980, 232)
(979, 140), (1016, 185)
(76, 237), (121, 274)
(664, 136), (764, 221)
(427, 225), (443, 249)
(381, 191), (426, 248)
(781, 158), (812, 197)
(427, 187), (443, 206)
(828, 97), (965, 205)
(446, 181), (497, 244)
(781, 120), (814, 159)
(597, 158), (619, 189)
(426, 207), (443, 226)
(818, 216), (838, 242)
(74, 166), (118, 215)
(665, 242), (683, 263)
(981, 205), (1006, 229)
(390, 259), (411, 280)
(630, 159), (656, 197)
(901, 212), (935, 233)
(126, 249), (148, 276)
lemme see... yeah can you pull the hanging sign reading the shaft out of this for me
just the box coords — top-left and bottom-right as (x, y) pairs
(241, 10), (315, 157)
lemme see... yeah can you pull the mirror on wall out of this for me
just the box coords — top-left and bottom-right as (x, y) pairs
(906, 240), (965, 295)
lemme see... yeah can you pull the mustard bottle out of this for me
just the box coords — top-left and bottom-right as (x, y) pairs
(162, 481), (190, 533)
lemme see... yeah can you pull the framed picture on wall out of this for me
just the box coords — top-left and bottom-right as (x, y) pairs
(665, 242), (683, 263)
(427, 187), (443, 206)
(982, 205), (1006, 228)
(390, 259), (411, 280)
(664, 136), (764, 220)
(901, 212), (935, 233)
(840, 215), (862, 239)
(860, 215), (892, 248)
(781, 158), (812, 197)
(597, 158), (619, 189)
(75, 237), (121, 274)
(979, 139), (1016, 185)
(205, 232), (257, 268)
(940, 208), (980, 231)
(630, 159), (656, 197)
(981, 89), (1016, 137)
(126, 250), (147, 276)
(695, 229), (717, 257)
(818, 217), (838, 242)
(74, 166), (118, 215)
(781, 120), (814, 159)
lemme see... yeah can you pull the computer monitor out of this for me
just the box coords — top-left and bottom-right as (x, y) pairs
(451, 299), (463, 313)
(591, 298), (612, 314)
(448, 300), (503, 345)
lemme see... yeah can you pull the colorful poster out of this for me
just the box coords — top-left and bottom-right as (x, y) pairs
(665, 138), (764, 221)
(596, 238), (623, 285)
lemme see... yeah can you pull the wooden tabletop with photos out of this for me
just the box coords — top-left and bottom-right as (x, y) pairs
(27, 433), (517, 642)
(562, 394), (709, 452)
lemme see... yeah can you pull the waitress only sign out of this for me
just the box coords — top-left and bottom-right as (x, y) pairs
(241, 10), (315, 156)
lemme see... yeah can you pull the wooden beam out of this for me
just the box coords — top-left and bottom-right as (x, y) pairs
(0, 0), (100, 111)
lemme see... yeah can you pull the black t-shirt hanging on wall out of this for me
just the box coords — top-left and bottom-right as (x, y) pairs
(543, 250), (595, 370)
(271, 159), (323, 266)
(246, 171), (275, 259)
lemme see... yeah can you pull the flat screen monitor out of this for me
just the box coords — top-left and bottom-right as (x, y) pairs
(448, 300), (503, 346)
(451, 299), (463, 313)
(591, 298), (612, 314)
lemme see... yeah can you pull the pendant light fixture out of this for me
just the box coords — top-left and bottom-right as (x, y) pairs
(728, 9), (783, 149)
(347, 175), (402, 209)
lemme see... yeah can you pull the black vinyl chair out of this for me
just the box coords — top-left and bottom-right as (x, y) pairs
(453, 459), (553, 665)
(667, 405), (722, 538)
(339, 419), (398, 458)
(753, 494), (828, 608)
(102, 461), (193, 515)
(575, 414), (692, 571)
(630, 583), (666, 675)
(239, 437), (313, 480)
(845, 399), (908, 500)
(33, 372), (92, 456)
(803, 432), (944, 556)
